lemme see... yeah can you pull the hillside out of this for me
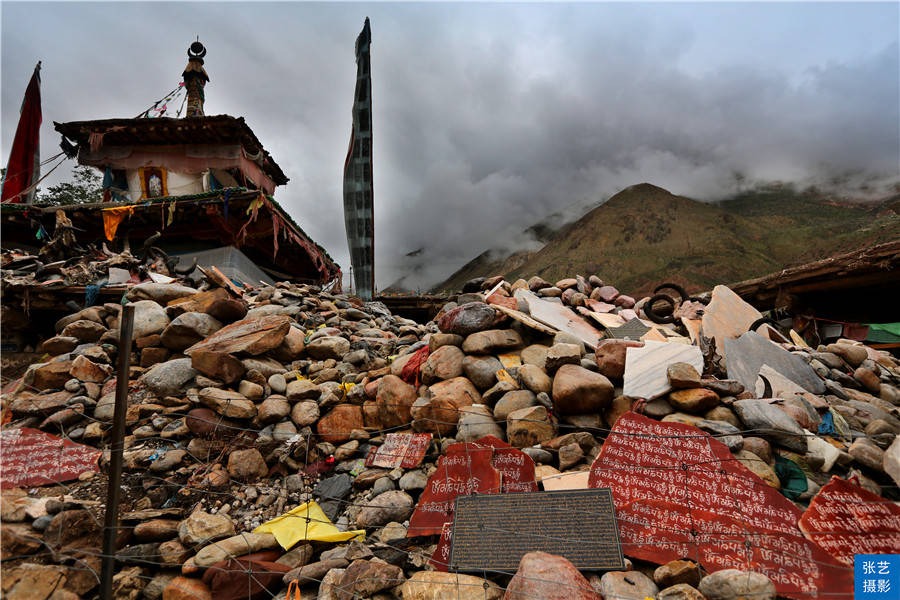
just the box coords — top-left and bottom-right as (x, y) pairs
(433, 183), (900, 296)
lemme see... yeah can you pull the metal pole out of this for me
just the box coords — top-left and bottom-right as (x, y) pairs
(100, 303), (134, 600)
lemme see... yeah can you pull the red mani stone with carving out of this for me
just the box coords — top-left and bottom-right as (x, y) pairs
(588, 412), (851, 599)
(799, 475), (900, 565)
(0, 428), (100, 489)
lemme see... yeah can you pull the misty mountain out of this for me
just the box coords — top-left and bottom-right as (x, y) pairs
(430, 182), (900, 296)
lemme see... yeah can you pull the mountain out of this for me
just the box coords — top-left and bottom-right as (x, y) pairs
(432, 183), (900, 296)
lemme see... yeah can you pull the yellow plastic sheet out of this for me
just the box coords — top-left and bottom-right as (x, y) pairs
(253, 500), (365, 550)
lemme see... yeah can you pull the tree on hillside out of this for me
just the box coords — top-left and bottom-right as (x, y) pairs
(38, 165), (103, 206)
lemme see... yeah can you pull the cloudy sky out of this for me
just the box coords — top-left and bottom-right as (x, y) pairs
(2, 2), (898, 290)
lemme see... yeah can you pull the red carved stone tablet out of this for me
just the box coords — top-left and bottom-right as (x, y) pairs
(462, 435), (539, 493)
(429, 522), (454, 571)
(364, 433), (432, 469)
(408, 446), (501, 537)
(799, 475), (900, 565)
(588, 412), (851, 599)
(0, 428), (100, 489)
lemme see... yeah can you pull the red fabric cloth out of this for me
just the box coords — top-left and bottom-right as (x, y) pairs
(201, 550), (291, 600)
(2, 64), (41, 203)
(400, 345), (430, 386)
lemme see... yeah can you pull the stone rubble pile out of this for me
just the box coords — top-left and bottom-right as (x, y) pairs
(1, 271), (898, 600)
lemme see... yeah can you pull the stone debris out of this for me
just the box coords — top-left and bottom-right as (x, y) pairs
(0, 270), (897, 600)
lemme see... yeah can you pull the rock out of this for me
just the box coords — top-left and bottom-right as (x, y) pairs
(318, 404), (365, 443)
(141, 358), (197, 397)
(185, 315), (291, 356)
(597, 571), (659, 600)
(32, 361), (75, 390)
(276, 543), (314, 569)
(667, 362), (701, 388)
(401, 571), (503, 600)
(268, 373), (287, 394)
(521, 344), (550, 370)
(507, 406), (556, 448)
(655, 560), (702, 588)
(518, 364), (552, 394)
(150, 449), (187, 473)
(825, 343), (867, 368)
(291, 400), (320, 427)
(545, 343), (583, 371)
(734, 450), (779, 488)
(254, 395), (289, 424)
(733, 399), (807, 453)
(192, 532), (278, 567)
(698, 569), (775, 600)
(286, 378), (321, 401)
(126, 300), (171, 340)
(658, 583), (706, 600)
(438, 302), (500, 336)
(356, 490), (414, 527)
(39, 336), (80, 356)
(160, 312), (223, 351)
(69, 354), (112, 383)
(336, 559), (405, 600)
(421, 345), (465, 383)
(198, 387), (257, 419)
(178, 511), (235, 546)
(849, 437), (885, 472)
(226, 448), (268, 480)
(463, 355), (503, 390)
(399, 470), (429, 491)
(457, 404), (505, 442)
(595, 340), (639, 381)
(272, 326), (306, 361)
(307, 336), (351, 360)
(238, 379), (264, 400)
(162, 576), (212, 600)
(494, 390), (538, 421)
(376, 375), (416, 429)
(854, 366), (882, 394)
(885, 436), (900, 487)
(416, 377), (481, 435)
(558, 442), (584, 470)
(742, 437), (772, 463)
(668, 388), (719, 413)
(462, 329), (523, 354)
(189, 350), (245, 384)
(504, 551), (601, 599)
(552, 364), (614, 415)
(128, 282), (198, 303)
(133, 519), (180, 542)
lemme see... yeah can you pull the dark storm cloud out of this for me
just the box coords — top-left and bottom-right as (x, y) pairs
(3, 3), (897, 291)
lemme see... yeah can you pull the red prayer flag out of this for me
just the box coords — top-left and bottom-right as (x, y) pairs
(2, 62), (42, 204)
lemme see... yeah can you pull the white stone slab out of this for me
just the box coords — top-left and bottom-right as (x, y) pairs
(623, 341), (704, 400)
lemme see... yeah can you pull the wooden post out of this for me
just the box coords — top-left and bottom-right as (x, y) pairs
(100, 303), (134, 600)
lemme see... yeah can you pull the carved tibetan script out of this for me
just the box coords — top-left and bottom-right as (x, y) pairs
(799, 475), (900, 565)
(588, 412), (851, 599)
(450, 489), (624, 571)
(0, 428), (100, 489)
(364, 433), (432, 469)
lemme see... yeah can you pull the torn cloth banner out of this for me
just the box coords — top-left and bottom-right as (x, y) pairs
(102, 205), (136, 240)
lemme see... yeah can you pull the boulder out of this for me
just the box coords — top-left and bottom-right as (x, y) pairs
(401, 571), (503, 600)
(192, 532), (278, 567)
(668, 388), (719, 413)
(462, 329), (523, 354)
(160, 312), (223, 350)
(457, 404), (505, 442)
(178, 511), (235, 546)
(185, 315), (291, 356)
(130, 300), (171, 340)
(438, 302), (500, 336)
(198, 388), (257, 419)
(291, 401), (320, 427)
(518, 364), (552, 394)
(355, 490), (414, 528)
(507, 406), (556, 448)
(698, 569), (775, 600)
(226, 448), (269, 481)
(552, 364), (614, 415)
(421, 345), (465, 383)
(141, 358), (197, 397)
(597, 571), (659, 600)
(732, 399), (808, 453)
(61, 319), (107, 343)
(335, 559), (405, 600)
(494, 390), (538, 421)
(462, 355), (503, 390)
(317, 404), (365, 443)
(503, 551), (600, 599)
(190, 351), (245, 384)
(376, 374), (417, 429)
(307, 336), (351, 360)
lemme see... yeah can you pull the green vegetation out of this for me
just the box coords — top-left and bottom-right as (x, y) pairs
(434, 183), (900, 295)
